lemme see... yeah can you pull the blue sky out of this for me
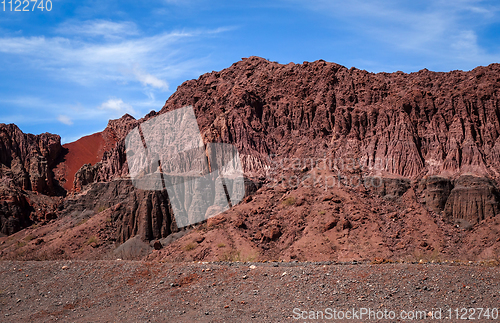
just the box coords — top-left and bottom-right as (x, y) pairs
(0, 0), (499, 143)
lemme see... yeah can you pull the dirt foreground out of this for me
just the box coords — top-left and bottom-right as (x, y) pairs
(1, 261), (500, 322)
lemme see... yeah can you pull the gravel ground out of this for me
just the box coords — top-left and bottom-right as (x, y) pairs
(1, 261), (500, 322)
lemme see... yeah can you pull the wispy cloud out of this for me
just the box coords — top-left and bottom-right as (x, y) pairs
(56, 20), (139, 39)
(0, 20), (230, 129)
(0, 93), (164, 128)
(98, 98), (136, 116)
(132, 67), (169, 91)
(289, 0), (500, 71)
(57, 115), (73, 126)
(0, 96), (62, 110)
(0, 21), (228, 86)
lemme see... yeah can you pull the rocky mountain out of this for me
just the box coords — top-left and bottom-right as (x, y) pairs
(0, 124), (64, 234)
(1, 57), (500, 262)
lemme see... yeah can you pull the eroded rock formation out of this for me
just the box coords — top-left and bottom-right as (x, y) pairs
(61, 179), (176, 242)
(158, 57), (500, 224)
(444, 175), (499, 225)
(1, 57), (500, 252)
(0, 124), (62, 195)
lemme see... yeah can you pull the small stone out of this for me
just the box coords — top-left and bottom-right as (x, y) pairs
(153, 240), (163, 250)
(249, 265), (256, 269)
(341, 219), (352, 230)
(61, 266), (69, 270)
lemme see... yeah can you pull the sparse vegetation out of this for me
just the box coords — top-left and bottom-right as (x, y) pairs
(27, 248), (70, 261)
(24, 234), (34, 242)
(77, 218), (88, 226)
(282, 196), (296, 206)
(16, 241), (26, 248)
(371, 257), (395, 264)
(86, 236), (99, 245)
(98, 206), (108, 213)
(219, 249), (258, 262)
(184, 242), (197, 251)
(217, 243), (226, 248)
(481, 259), (500, 267)
(412, 249), (442, 263)
(243, 252), (258, 262)
(318, 210), (326, 215)
(219, 249), (241, 262)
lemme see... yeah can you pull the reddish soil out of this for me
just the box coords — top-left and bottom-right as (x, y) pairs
(55, 131), (117, 191)
(145, 168), (500, 264)
(3, 168), (500, 264)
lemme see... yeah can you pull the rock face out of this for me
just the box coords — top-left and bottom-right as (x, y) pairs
(161, 57), (500, 179)
(421, 175), (499, 225)
(423, 176), (453, 213)
(0, 183), (31, 235)
(158, 57), (500, 224)
(0, 115), (137, 235)
(0, 124), (63, 195)
(62, 179), (177, 243)
(58, 114), (138, 192)
(2, 57), (500, 258)
(0, 124), (65, 235)
(444, 175), (499, 225)
(366, 177), (411, 199)
(66, 173), (259, 244)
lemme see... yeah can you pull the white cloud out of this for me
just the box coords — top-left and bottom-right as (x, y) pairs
(451, 30), (480, 59)
(0, 94), (164, 128)
(132, 67), (169, 91)
(56, 20), (139, 39)
(0, 20), (230, 131)
(98, 98), (136, 115)
(0, 96), (61, 110)
(57, 115), (73, 125)
(0, 21), (227, 87)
